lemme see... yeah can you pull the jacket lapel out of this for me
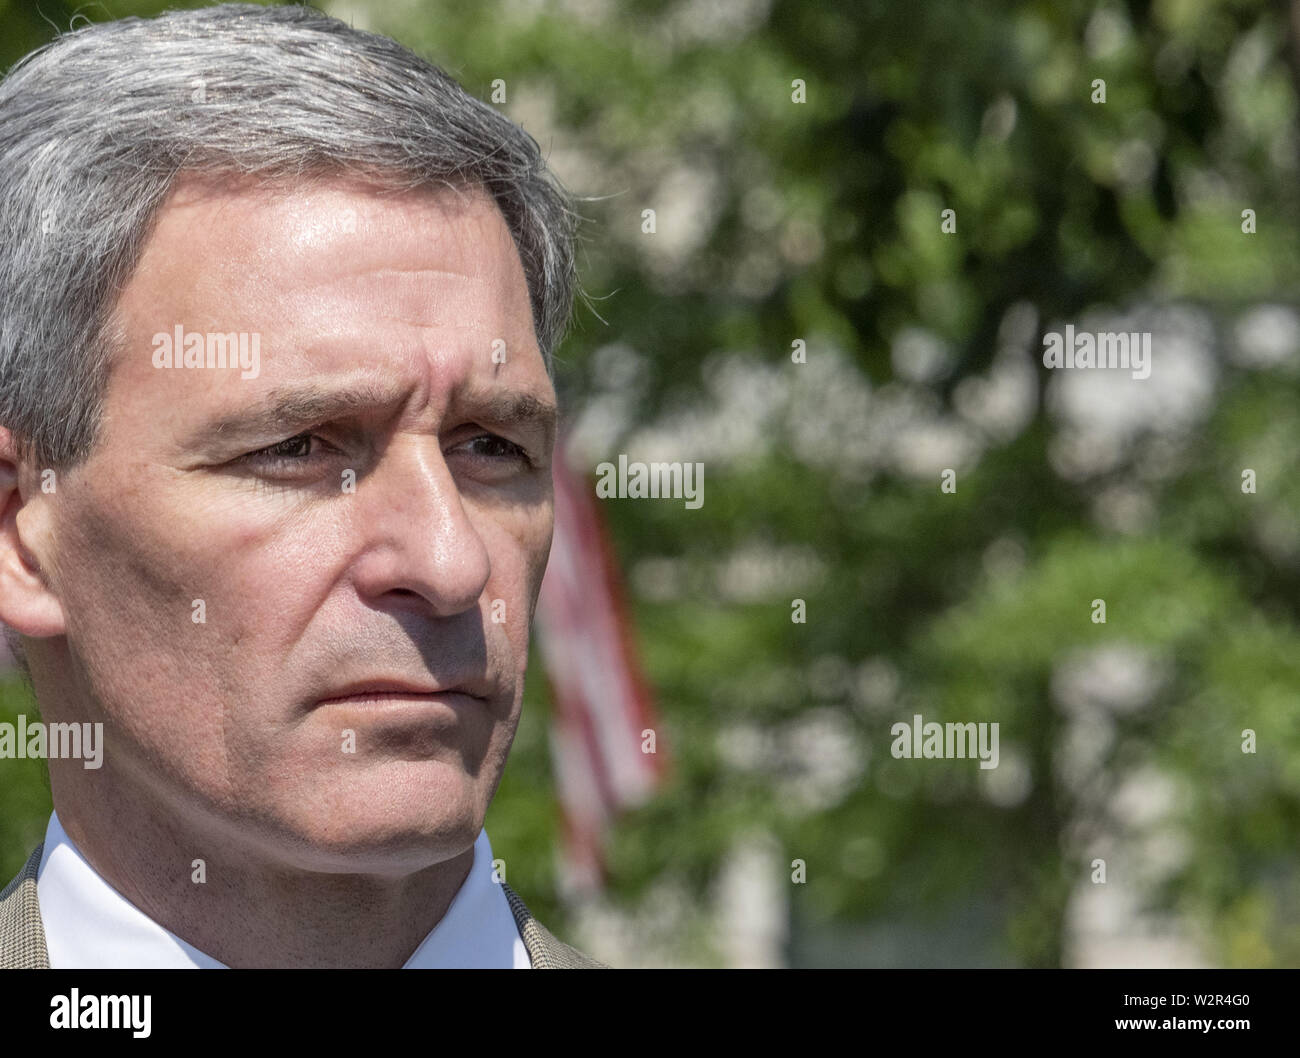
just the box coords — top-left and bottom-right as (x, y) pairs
(0, 844), (48, 969)
(499, 880), (605, 968)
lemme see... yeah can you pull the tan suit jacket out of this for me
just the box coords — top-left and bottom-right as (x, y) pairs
(0, 844), (604, 969)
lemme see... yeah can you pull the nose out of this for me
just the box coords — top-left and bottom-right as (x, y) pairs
(347, 434), (491, 617)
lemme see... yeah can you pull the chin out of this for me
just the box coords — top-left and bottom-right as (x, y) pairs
(238, 763), (489, 874)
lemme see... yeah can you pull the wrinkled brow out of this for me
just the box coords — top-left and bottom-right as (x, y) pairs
(184, 380), (557, 453)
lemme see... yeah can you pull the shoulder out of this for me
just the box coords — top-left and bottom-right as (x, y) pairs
(499, 880), (608, 969)
(0, 844), (49, 969)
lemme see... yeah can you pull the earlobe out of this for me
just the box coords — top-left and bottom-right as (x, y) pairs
(0, 427), (67, 638)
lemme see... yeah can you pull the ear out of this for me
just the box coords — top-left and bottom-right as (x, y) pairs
(0, 427), (66, 638)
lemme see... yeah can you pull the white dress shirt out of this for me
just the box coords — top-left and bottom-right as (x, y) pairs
(35, 810), (530, 968)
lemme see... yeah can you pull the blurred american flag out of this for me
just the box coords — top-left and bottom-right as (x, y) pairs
(534, 432), (667, 894)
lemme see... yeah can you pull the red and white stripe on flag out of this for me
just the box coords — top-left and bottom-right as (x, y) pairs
(534, 432), (667, 894)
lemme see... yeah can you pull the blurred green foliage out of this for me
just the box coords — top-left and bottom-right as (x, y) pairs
(3, 0), (1300, 966)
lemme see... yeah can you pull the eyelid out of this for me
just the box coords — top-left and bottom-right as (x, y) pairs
(233, 428), (537, 473)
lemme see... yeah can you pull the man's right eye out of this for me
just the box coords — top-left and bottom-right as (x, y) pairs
(235, 433), (330, 471)
(253, 434), (314, 461)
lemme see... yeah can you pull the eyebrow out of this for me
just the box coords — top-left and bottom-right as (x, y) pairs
(453, 386), (558, 449)
(191, 383), (405, 450)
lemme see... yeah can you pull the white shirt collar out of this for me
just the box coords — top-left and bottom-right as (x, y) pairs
(36, 810), (530, 968)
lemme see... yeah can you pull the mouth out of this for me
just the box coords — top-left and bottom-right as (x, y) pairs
(314, 679), (490, 708)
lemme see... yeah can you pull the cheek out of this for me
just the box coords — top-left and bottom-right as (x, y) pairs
(53, 471), (321, 705)
(56, 481), (209, 649)
(44, 482), (246, 790)
(495, 485), (553, 586)
(478, 502), (552, 651)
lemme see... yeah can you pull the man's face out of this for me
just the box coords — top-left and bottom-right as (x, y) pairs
(36, 176), (557, 871)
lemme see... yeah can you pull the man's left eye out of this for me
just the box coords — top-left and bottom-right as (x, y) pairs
(460, 434), (530, 463)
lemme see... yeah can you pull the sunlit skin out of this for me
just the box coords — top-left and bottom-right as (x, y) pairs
(0, 174), (557, 967)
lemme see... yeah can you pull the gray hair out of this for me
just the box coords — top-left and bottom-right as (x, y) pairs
(0, 2), (580, 471)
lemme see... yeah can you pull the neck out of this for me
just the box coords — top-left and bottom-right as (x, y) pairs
(50, 764), (476, 969)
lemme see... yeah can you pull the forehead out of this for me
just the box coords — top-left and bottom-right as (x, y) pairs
(101, 173), (548, 431)
(123, 172), (531, 331)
